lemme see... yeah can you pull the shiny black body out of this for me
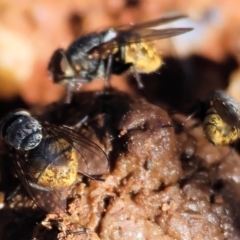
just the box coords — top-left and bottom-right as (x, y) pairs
(205, 90), (240, 128)
(0, 110), (109, 212)
(49, 30), (131, 83)
(48, 15), (193, 88)
(66, 32), (106, 81)
(0, 110), (42, 151)
(187, 90), (240, 126)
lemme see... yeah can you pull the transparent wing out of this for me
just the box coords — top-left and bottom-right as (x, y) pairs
(97, 15), (193, 51)
(116, 14), (188, 31)
(13, 153), (66, 213)
(44, 123), (109, 176)
(115, 27), (192, 43)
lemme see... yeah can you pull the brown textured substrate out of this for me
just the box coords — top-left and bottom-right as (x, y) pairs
(1, 90), (240, 239)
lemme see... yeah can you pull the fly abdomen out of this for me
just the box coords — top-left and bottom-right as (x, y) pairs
(203, 108), (239, 145)
(28, 137), (78, 190)
(124, 42), (162, 73)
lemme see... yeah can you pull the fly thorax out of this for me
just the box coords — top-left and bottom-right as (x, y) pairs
(70, 53), (101, 80)
(66, 33), (103, 81)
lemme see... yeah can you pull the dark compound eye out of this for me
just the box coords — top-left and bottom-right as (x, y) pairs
(48, 49), (68, 82)
(1, 111), (43, 151)
(0, 109), (109, 213)
(48, 49), (75, 84)
(46, 15), (193, 104)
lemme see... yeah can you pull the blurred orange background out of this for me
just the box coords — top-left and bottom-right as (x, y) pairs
(0, 0), (240, 105)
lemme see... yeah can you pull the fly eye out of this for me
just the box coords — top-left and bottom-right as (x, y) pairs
(60, 54), (71, 73)
(48, 49), (72, 83)
(48, 49), (77, 84)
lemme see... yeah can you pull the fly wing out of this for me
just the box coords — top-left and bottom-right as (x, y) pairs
(97, 28), (192, 56)
(13, 153), (66, 213)
(46, 123), (109, 177)
(116, 14), (188, 31)
(115, 27), (193, 44)
(96, 15), (192, 52)
(208, 90), (240, 128)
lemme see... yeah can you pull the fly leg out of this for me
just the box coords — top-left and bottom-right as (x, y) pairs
(181, 109), (200, 127)
(7, 184), (22, 201)
(132, 43), (144, 89)
(65, 83), (74, 104)
(104, 54), (113, 88)
(65, 77), (86, 103)
(63, 115), (89, 130)
(132, 65), (144, 89)
(171, 100), (203, 128)
(132, 65), (153, 103)
(73, 115), (89, 129)
(211, 144), (236, 188)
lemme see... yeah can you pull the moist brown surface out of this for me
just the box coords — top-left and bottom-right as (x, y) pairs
(1, 90), (240, 239)
(1, 1), (240, 239)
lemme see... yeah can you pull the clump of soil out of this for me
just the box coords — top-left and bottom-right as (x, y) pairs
(1, 89), (240, 239)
